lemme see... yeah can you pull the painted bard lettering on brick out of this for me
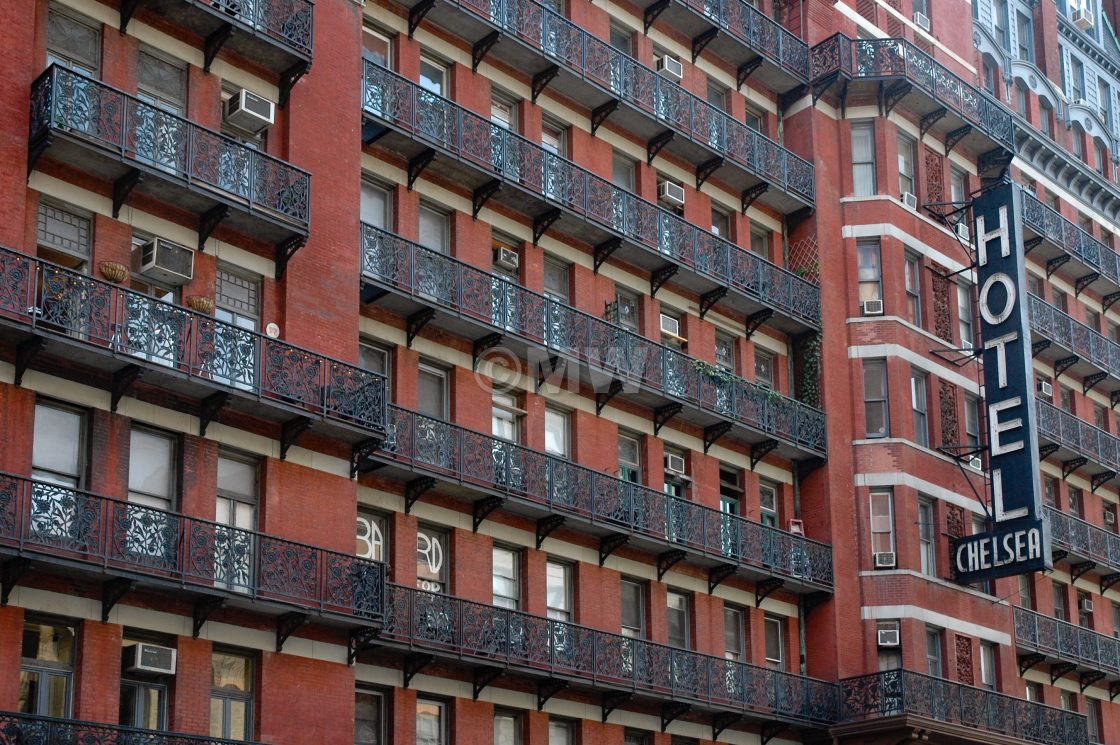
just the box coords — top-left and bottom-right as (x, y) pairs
(952, 182), (1052, 584)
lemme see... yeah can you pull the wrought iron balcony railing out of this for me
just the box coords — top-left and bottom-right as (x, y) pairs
(1021, 190), (1120, 291)
(0, 712), (269, 745)
(374, 406), (834, 590)
(809, 34), (1015, 152)
(1045, 505), (1120, 575)
(0, 246), (388, 439)
(361, 62), (821, 331)
(30, 66), (310, 247)
(1014, 606), (1120, 681)
(1027, 293), (1120, 380)
(1037, 400), (1120, 478)
(361, 224), (826, 456)
(382, 583), (837, 725)
(838, 669), (1088, 745)
(0, 472), (385, 623)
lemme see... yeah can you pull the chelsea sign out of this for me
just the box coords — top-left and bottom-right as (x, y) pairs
(952, 182), (1051, 583)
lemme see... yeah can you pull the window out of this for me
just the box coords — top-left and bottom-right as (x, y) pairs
(129, 427), (177, 511)
(950, 167), (968, 204)
(543, 258), (570, 302)
(618, 432), (641, 483)
(46, 5), (100, 76)
(851, 122), (876, 196)
(1016, 11), (1033, 61)
(1014, 82), (1028, 116)
(904, 253), (922, 326)
(544, 407), (570, 458)
(20, 619), (74, 716)
(707, 80), (727, 111)
(356, 509), (387, 562)
(548, 721), (574, 745)
(1025, 682), (1042, 702)
(913, 0), (929, 17)
(918, 498), (936, 576)
(864, 360), (889, 437)
(215, 451), (257, 587)
(1040, 100), (1053, 136)
(1106, 504), (1118, 534)
(417, 699), (446, 745)
(1096, 140), (1108, 176)
(964, 394), (980, 451)
(1044, 475), (1058, 507)
(750, 229), (769, 257)
(1028, 272), (1045, 299)
(666, 591), (689, 649)
(897, 133), (916, 197)
(764, 615), (784, 669)
(419, 205), (449, 254)
(37, 200), (92, 270)
(546, 561), (571, 621)
(624, 730), (649, 745)
(1070, 57), (1086, 103)
(925, 627), (943, 677)
(993, 0), (1010, 51)
(1087, 308), (1103, 334)
(620, 578), (645, 637)
(612, 152), (635, 190)
(492, 545), (520, 609)
(211, 651), (253, 741)
(360, 343), (389, 384)
(361, 181), (391, 229)
(362, 24), (392, 66)
(911, 370), (929, 447)
(213, 268), (260, 389)
(979, 642), (997, 690)
(1069, 486), (1083, 518)
(120, 673), (167, 729)
(418, 364), (448, 419)
(1114, 603), (1120, 639)
(615, 288), (639, 329)
(419, 57), (446, 95)
(1060, 691), (1075, 711)
(715, 333), (735, 371)
(1060, 385), (1074, 414)
(1074, 124), (1086, 161)
(724, 606), (745, 661)
(711, 207), (730, 238)
(1053, 581), (1069, 622)
(759, 480), (779, 527)
(755, 348), (775, 388)
(492, 390), (520, 442)
(494, 711), (519, 745)
(857, 240), (882, 303)
(138, 49), (186, 115)
(982, 58), (997, 95)
(355, 689), (385, 745)
(663, 447), (687, 499)
(417, 526), (448, 593)
(1019, 575), (1035, 610)
(870, 491), (895, 555)
(1087, 698), (1102, 744)
(542, 120), (566, 155)
(609, 24), (632, 53)
(744, 106), (763, 132)
(33, 401), (85, 487)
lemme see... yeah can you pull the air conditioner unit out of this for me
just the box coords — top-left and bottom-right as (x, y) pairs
(1106, 511), (1116, 525)
(225, 88), (276, 133)
(969, 455), (983, 470)
(902, 192), (918, 210)
(912, 11), (930, 32)
(1081, 597), (1095, 613)
(659, 313), (681, 338)
(658, 181), (686, 207)
(657, 55), (684, 82)
(874, 551), (897, 569)
(956, 221), (971, 242)
(123, 642), (177, 675)
(1039, 380), (1054, 397)
(493, 246), (519, 271)
(877, 624), (901, 647)
(1072, 6), (1094, 31)
(135, 238), (194, 286)
(788, 518), (805, 535)
(862, 299), (884, 316)
(664, 453), (686, 475)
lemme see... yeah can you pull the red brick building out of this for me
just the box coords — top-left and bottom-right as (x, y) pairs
(0, 0), (1114, 744)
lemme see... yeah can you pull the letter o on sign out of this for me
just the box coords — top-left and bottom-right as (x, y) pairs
(979, 272), (1017, 325)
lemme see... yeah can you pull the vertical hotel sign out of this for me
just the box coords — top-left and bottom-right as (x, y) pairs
(952, 182), (1051, 583)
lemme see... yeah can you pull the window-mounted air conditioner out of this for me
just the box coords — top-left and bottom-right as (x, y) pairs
(658, 181), (686, 207)
(665, 453), (686, 475)
(877, 623), (901, 647)
(225, 88), (276, 133)
(1082, 597), (1095, 613)
(1039, 380), (1054, 397)
(659, 313), (681, 338)
(902, 191), (919, 210)
(1072, 6), (1094, 31)
(135, 238), (194, 286)
(862, 299), (885, 316)
(969, 455), (983, 470)
(913, 11), (930, 32)
(874, 551), (897, 569)
(1106, 511), (1117, 525)
(123, 643), (177, 675)
(657, 55), (684, 82)
(493, 246), (519, 271)
(956, 221), (971, 242)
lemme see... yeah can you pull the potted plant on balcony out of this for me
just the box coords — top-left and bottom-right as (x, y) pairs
(98, 261), (129, 284)
(186, 295), (215, 314)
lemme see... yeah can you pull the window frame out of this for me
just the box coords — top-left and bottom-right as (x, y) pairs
(210, 649), (254, 742)
(851, 121), (877, 196)
(863, 359), (889, 438)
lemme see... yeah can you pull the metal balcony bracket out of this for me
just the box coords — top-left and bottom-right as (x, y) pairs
(802, 590), (830, 617)
(755, 577), (784, 607)
(1055, 355), (1079, 380)
(279, 416), (311, 461)
(919, 108), (948, 139)
(751, 439), (779, 471)
(1075, 272), (1100, 296)
(796, 455), (826, 480)
(350, 438), (382, 479)
(538, 678), (568, 710)
(651, 264), (679, 298)
(473, 496), (505, 532)
(198, 204), (230, 251)
(786, 206), (815, 234)
(1105, 292), (1120, 313)
(1039, 443), (1059, 460)
(810, 71), (840, 106)
(407, 307), (436, 348)
(408, 0), (436, 37)
(601, 691), (632, 722)
(647, 130), (675, 165)
(736, 58), (764, 90)
(661, 702), (690, 732)
(111, 364), (143, 413)
(744, 309), (774, 341)
(703, 421), (733, 454)
(741, 182), (769, 214)
(879, 81), (911, 118)
(1091, 470), (1117, 494)
(100, 578), (134, 623)
(112, 169), (143, 219)
(472, 31), (501, 72)
(473, 665), (503, 699)
(536, 515), (566, 549)
(596, 380), (624, 414)
(278, 61), (310, 109)
(777, 85), (807, 115)
(692, 28), (719, 62)
(709, 563), (736, 593)
(1, 558), (30, 606)
(362, 120), (390, 146)
(1071, 560), (1098, 583)
(198, 392), (230, 438)
(1062, 456), (1087, 479)
(536, 356), (563, 391)
(403, 652), (434, 687)
(533, 208), (562, 244)
(1052, 549), (1069, 564)
(1112, 390), (1120, 410)
(192, 596), (225, 638)
(698, 287), (728, 320)
(653, 403), (683, 435)
(1111, 680), (1120, 701)
(760, 722), (787, 745)
(1031, 339), (1051, 357)
(657, 549), (687, 581)
(1084, 372), (1108, 395)
(1023, 236), (1044, 254)
(14, 337), (44, 387)
(532, 65), (560, 103)
(275, 612), (309, 653)
(203, 23), (234, 73)
(27, 131), (52, 176)
(1046, 254), (1072, 278)
(643, 0), (669, 32)
(1017, 653), (1045, 676)
(348, 627), (380, 665)
(361, 283), (388, 305)
(599, 533), (629, 566)
(945, 125), (972, 156)
(696, 157), (724, 190)
(405, 476), (437, 514)
(711, 712), (741, 741)
(1102, 572), (1120, 596)
(408, 149), (436, 191)
(1050, 661), (1076, 685)
(593, 238), (622, 273)
(979, 148), (1014, 182)
(119, 0), (142, 32)
(591, 100), (620, 136)
(473, 332), (503, 370)
(275, 235), (307, 280)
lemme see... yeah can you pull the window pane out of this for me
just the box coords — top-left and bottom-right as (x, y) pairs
(544, 408), (569, 457)
(492, 546), (519, 609)
(129, 429), (175, 503)
(217, 455), (256, 500)
(417, 700), (444, 745)
(621, 580), (643, 636)
(33, 404), (82, 485)
(417, 528), (447, 592)
(546, 562), (570, 619)
(356, 691), (384, 745)
(212, 653), (251, 691)
(764, 617), (783, 666)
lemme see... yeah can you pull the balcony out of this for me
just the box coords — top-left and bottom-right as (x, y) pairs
(1014, 606), (1120, 690)
(118, 0), (313, 97)
(30, 66), (310, 278)
(1045, 506), (1120, 584)
(0, 246), (388, 455)
(364, 406), (834, 593)
(810, 35), (1015, 171)
(1027, 293), (1120, 394)
(1021, 189), (1120, 299)
(0, 712), (272, 745)
(1036, 400), (1120, 488)
(0, 472), (385, 631)
(361, 63), (821, 333)
(361, 224), (825, 461)
(375, 584), (837, 728)
(392, 0), (813, 209)
(835, 669), (1088, 745)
